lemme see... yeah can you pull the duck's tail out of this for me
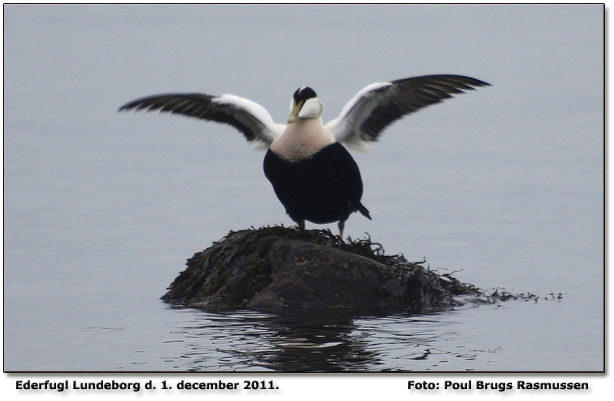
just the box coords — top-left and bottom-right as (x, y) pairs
(357, 203), (371, 220)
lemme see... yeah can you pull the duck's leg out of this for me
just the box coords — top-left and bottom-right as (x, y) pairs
(338, 220), (346, 241)
(297, 219), (305, 231)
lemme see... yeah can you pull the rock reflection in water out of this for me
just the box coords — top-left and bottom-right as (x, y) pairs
(161, 301), (515, 372)
(249, 312), (380, 372)
(170, 309), (380, 372)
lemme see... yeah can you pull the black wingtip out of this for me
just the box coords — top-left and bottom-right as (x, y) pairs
(465, 76), (491, 88)
(473, 78), (492, 87)
(118, 100), (140, 113)
(445, 75), (491, 89)
(118, 102), (135, 113)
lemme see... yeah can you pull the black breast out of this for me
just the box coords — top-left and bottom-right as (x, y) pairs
(263, 142), (364, 224)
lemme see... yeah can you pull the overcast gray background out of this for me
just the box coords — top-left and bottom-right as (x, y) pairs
(4, 4), (603, 371)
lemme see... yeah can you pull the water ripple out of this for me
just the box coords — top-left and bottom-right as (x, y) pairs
(156, 306), (491, 372)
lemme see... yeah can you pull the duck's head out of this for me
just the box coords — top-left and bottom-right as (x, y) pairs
(288, 86), (324, 124)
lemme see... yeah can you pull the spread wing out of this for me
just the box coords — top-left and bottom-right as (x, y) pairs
(325, 75), (490, 150)
(119, 93), (285, 146)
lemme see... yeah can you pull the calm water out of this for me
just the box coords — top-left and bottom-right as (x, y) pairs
(4, 4), (603, 372)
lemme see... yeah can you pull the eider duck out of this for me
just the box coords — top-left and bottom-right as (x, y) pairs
(119, 75), (489, 238)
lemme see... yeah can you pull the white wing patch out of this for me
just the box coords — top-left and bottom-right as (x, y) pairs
(325, 82), (391, 150)
(213, 94), (276, 128)
(213, 94), (282, 144)
(335, 82), (391, 123)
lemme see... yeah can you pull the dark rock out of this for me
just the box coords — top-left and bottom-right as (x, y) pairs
(162, 226), (478, 314)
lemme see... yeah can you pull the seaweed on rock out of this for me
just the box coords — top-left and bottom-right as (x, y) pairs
(162, 226), (480, 314)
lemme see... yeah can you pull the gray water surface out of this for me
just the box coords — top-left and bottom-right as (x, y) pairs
(3, 4), (603, 371)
